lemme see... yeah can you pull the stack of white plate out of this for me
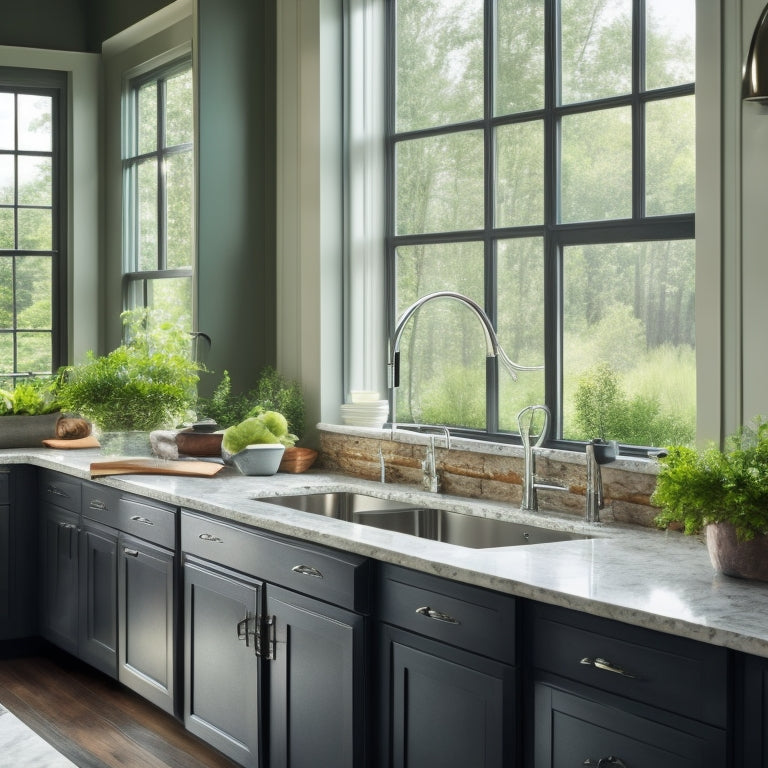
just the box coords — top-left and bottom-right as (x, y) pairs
(340, 392), (390, 428)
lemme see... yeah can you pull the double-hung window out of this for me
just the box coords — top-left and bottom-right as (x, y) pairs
(0, 70), (66, 383)
(388, 0), (695, 450)
(123, 54), (194, 332)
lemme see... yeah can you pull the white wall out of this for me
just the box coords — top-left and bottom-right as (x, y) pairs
(0, 46), (100, 363)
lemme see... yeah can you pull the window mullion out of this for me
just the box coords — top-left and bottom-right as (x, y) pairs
(157, 77), (167, 272)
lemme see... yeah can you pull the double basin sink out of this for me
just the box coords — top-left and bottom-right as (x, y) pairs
(258, 491), (589, 549)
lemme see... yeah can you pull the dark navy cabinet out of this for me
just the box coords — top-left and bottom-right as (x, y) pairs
(376, 564), (518, 768)
(181, 510), (371, 768)
(527, 602), (729, 767)
(736, 652), (768, 767)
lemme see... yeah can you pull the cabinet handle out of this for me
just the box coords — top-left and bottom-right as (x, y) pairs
(48, 485), (68, 497)
(198, 533), (223, 543)
(89, 499), (107, 510)
(583, 758), (627, 767)
(291, 564), (324, 579)
(415, 606), (460, 625)
(580, 657), (637, 679)
(123, 548), (140, 557)
(130, 515), (154, 526)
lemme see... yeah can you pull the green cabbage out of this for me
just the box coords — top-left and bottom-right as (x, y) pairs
(222, 411), (297, 454)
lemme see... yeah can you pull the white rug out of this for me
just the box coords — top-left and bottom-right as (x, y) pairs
(0, 704), (77, 767)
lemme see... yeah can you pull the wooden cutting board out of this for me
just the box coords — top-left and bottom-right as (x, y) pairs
(90, 458), (225, 478)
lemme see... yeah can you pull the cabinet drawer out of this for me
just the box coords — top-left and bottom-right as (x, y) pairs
(117, 496), (176, 549)
(82, 482), (121, 525)
(38, 469), (81, 512)
(377, 564), (517, 664)
(181, 511), (371, 612)
(0, 470), (8, 504)
(528, 602), (728, 727)
(535, 682), (726, 768)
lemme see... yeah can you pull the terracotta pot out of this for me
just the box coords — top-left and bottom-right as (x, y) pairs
(706, 521), (768, 582)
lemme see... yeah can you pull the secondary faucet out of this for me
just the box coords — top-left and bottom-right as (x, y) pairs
(517, 405), (567, 512)
(585, 439), (617, 523)
(389, 422), (451, 493)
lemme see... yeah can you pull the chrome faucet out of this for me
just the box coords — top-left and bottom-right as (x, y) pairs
(387, 291), (542, 394)
(389, 422), (451, 493)
(585, 439), (617, 523)
(517, 405), (567, 512)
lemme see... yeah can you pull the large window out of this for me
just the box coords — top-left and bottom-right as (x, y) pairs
(0, 70), (66, 383)
(123, 55), (194, 333)
(388, 0), (695, 449)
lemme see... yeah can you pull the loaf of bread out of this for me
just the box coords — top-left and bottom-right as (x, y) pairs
(55, 416), (92, 439)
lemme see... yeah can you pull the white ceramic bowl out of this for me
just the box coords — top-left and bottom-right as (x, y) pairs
(230, 443), (286, 476)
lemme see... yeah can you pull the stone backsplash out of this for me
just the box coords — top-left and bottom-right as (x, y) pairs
(318, 424), (662, 528)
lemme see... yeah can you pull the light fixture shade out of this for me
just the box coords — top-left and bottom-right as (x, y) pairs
(744, 3), (768, 102)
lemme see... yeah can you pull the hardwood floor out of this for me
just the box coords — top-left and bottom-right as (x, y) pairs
(0, 651), (240, 768)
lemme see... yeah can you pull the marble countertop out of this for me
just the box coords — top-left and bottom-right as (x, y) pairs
(7, 446), (768, 659)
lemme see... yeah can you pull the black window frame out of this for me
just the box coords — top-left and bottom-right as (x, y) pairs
(385, 0), (695, 453)
(0, 67), (67, 379)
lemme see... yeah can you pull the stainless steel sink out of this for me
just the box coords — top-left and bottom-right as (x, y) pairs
(258, 491), (589, 549)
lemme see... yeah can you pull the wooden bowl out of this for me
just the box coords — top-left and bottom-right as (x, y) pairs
(279, 447), (319, 473)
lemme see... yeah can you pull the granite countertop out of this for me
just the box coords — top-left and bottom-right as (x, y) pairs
(7, 446), (768, 659)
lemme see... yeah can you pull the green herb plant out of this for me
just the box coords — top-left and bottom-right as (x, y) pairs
(653, 417), (768, 541)
(197, 366), (305, 439)
(0, 378), (61, 416)
(58, 309), (199, 433)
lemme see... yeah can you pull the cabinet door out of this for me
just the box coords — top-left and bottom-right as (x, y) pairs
(39, 504), (79, 654)
(534, 681), (726, 768)
(378, 623), (516, 768)
(0, 501), (8, 624)
(78, 522), (117, 678)
(184, 559), (262, 768)
(267, 584), (367, 768)
(736, 653), (768, 767)
(118, 533), (176, 715)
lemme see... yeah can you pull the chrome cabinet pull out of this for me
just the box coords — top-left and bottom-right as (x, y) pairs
(48, 485), (68, 497)
(130, 515), (154, 526)
(89, 499), (107, 510)
(583, 757), (627, 767)
(198, 533), (223, 543)
(580, 657), (637, 679)
(291, 564), (324, 579)
(415, 606), (460, 625)
(123, 548), (140, 557)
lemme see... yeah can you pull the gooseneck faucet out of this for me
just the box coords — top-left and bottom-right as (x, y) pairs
(387, 291), (542, 391)
(517, 405), (567, 511)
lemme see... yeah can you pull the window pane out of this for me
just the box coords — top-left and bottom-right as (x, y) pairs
(166, 150), (194, 269)
(395, 0), (483, 132)
(17, 95), (51, 152)
(495, 0), (544, 115)
(15, 256), (52, 327)
(17, 155), (51, 206)
(562, 241), (695, 447)
(0, 208), (13, 248)
(646, 0), (695, 90)
(0, 94), (13, 150)
(0, 155), (13, 204)
(166, 68), (193, 147)
(495, 120), (544, 227)
(561, 0), (632, 104)
(17, 208), (51, 250)
(645, 96), (695, 216)
(497, 238), (545, 431)
(560, 106), (632, 223)
(0, 257), (11, 325)
(16, 332), (51, 371)
(138, 81), (157, 155)
(125, 275), (193, 332)
(137, 158), (158, 270)
(395, 242), (486, 428)
(396, 131), (484, 235)
(0, 333), (13, 371)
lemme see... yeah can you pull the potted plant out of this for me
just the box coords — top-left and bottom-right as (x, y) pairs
(58, 309), (199, 453)
(652, 417), (768, 580)
(0, 377), (63, 447)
